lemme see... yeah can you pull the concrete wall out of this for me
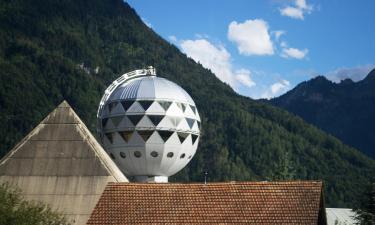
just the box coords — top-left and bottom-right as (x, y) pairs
(0, 101), (128, 225)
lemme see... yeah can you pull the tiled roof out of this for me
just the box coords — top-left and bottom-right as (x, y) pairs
(87, 181), (326, 225)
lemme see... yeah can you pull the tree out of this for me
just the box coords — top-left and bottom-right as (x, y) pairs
(0, 183), (70, 225)
(270, 151), (296, 181)
(355, 183), (375, 225)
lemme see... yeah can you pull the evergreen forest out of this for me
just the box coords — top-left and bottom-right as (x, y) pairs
(0, 0), (373, 207)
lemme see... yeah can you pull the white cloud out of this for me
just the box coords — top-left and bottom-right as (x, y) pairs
(280, 41), (288, 48)
(296, 0), (309, 9)
(279, 0), (313, 20)
(273, 30), (286, 41)
(228, 19), (274, 56)
(280, 7), (304, 19)
(180, 39), (255, 89)
(235, 69), (256, 88)
(261, 79), (291, 99)
(180, 39), (234, 86)
(195, 33), (210, 39)
(271, 79), (290, 94)
(281, 47), (308, 59)
(325, 65), (375, 83)
(227, 19), (309, 60)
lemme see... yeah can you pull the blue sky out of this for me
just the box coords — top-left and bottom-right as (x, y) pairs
(126, 0), (375, 99)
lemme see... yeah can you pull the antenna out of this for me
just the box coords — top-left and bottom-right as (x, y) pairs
(147, 66), (156, 75)
(204, 171), (208, 185)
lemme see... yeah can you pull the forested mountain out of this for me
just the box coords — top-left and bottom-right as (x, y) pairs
(0, 0), (373, 207)
(270, 70), (375, 158)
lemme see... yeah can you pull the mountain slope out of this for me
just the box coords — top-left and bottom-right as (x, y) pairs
(0, 0), (373, 207)
(270, 70), (375, 158)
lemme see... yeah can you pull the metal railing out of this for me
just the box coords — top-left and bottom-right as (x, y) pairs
(97, 66), (156, 118)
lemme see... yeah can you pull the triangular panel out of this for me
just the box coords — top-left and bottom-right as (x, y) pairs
(126, 101), (144, 114)
(105, 132), (114, 144)
(166, 102), (184, 117)
(157, 130), (174, 143)
(191, 120), (199, 132)
(190, 105), (197, 115)
(145, 131), (164, 144)
(120, 116), (134, 128)
(121, 100), (135, 111)
(112, 132), (123, 145)
(127, 131), (145, 145)
(111, 102), (125, 114)
(184, 104), (196, 118)
(191, 134), (199, 145)
(146, 101), (165, 114)
(101, 118), (108, 128)
(111, 116), (124, 127)
(104, 118), (115, 130)
(176, 102), (186, 113)
(166, 132), (181, 146)
(108, 102), (118, 113)
(138, 100), (154, 111)
(195, 109), (201, 121)
(168, 116), (183, 127)
(186, 118), (195, 129)
(127, 115), (144, 126)
(102, 104), (110, 117)
(137, 115), (154, 128)
(177, 132), (189, 143)
(157, 115), (174, 128)
(119, 131), (134, 143)
(177, 117), (190, 130)
(148, 115), (164, 126)
(157, 101), (172, 112)
(137, 130), (154, 142)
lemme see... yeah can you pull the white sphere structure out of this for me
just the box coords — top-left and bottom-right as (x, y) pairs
(97, 67), (200, 182)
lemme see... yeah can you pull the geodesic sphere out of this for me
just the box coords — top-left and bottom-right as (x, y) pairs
(97, 75), (200, 177)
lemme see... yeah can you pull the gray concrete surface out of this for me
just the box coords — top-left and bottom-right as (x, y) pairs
(0, 101), (128, 225)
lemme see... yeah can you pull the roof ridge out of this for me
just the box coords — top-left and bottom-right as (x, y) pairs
(57, 100), (71, 108)
(0, 117), (44, 166)
(52, 101), (128, 182)
(0, 101), (63, 166)
(42, 100), (79, 124)
(107, 181), (322, 185)
(0, 100), (128, 182)
(75, 120), (127, 182)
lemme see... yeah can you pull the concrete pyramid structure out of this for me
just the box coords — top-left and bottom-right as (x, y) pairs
(0, 101), (128, 225)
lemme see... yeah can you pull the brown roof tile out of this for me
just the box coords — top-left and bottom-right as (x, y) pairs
(87, 181), (325, 225)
